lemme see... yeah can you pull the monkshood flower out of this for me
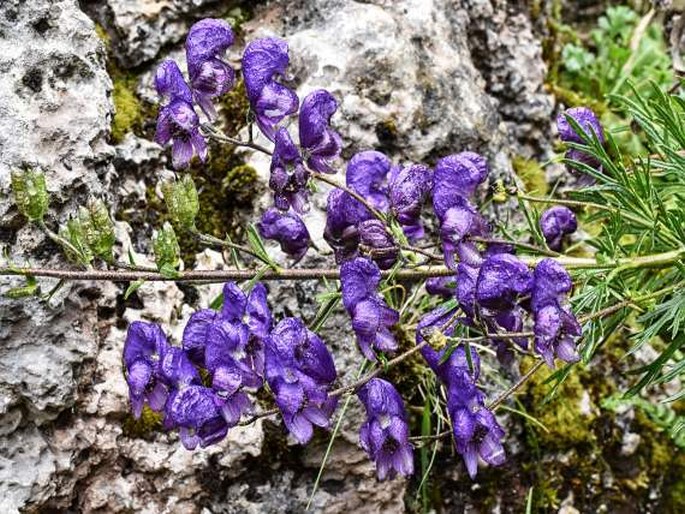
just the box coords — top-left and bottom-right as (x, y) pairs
(475, 254), (532, 312)
(257, 208), (311, 261)
(123, 321), (171, 418)
(346, 151), (393, 211)
(269, 128), (310, 214)
(168, 384), (230, 450)
(341, 257), (399, 360)
(299, 89), (342, 173)
(185, 18), (236, 119)
(358, 219), (398, 270)
(265, 318), (337, 444)
(357, 378), (414, 480)
(531, 259), (581, 367)
(242, 37), (299, 140)
(540, 206), (578, 251)
(439, 198), (489, 270)
(154, 60), (207, 169)
(556, 107), (604, 144)
(432, 151), (489, 218)
(323, 189), (373, 263)
(203, 318), (258, 424)
(182, 282), (272, 376)
(564, 147), (603, 183)
(449, 402), (506, 479)
(388, 164), (432, 241)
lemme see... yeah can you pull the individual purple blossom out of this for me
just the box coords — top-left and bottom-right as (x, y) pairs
(388, 164), (432, 241)
(531, 259), (581, 367)
(564, 148), (603, 184)
(449, 403), (506, 479)
(168, 385), (230, 450)
(257, 208), (311, 261)
(185, 19), (236, 119)
(242, 37), (299, 140)
(358, 219), (398, 270)
(323, 189), (373, 263)
(123, 321), (171, 418)
(264, 318), (337, 444)
(540, 206), (578, 251)
(341, 257), (399, 360)
(155, 98), (207, 169)
(346, 151), (393, 211)
(154, 61), (207, 169)
(439, 197), (489, 269)
(269, 128), (310, 214)
(433, 152), (489, 217)
(556, 107), (604, 144)
(357, 378), (414, 480)
(299, 89), (342, 173)
(475, 254), (532, 312)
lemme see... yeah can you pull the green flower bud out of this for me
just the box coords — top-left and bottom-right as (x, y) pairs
(85, 199), (116, 261)
(162, 175), (199, 229)
(10, 168), (49, 222)
(153, 222), (181, 272)
(60, 216), (93, 265)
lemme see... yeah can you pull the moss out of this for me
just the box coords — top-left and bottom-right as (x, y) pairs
(218, 79), (251, 136)
(112, 74), (144, 143)
(512, 155), (549, 195)
(121, 405), (163, 439)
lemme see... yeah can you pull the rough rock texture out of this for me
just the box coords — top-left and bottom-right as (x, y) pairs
(1, 0), (636, 513)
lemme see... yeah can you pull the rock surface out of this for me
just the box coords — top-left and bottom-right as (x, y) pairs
(7, 1), (675, 514)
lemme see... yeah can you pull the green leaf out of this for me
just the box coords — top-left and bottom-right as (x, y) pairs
(124, 279), (145, 300)
(4, 275), (39, 299)
(245, 224), (278, 270)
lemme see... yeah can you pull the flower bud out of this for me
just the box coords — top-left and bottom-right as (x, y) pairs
(10, 168), (49, 222)
(60, 216), (93, 265)
(84, 199), (116, 261)
(153, 222), (181, 271)
(162, 175), (199, 229)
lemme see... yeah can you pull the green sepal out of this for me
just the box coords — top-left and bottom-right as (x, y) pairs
(11, 168), (49, 222)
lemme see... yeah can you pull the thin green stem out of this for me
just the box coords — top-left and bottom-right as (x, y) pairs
(190, 228), (267, 264)
(37, 220), (85, 265)
(200, 123), (273, 156)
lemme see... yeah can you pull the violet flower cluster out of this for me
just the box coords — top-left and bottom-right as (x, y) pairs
(138, 17), (598, 484)
(124, 282), (336, 449)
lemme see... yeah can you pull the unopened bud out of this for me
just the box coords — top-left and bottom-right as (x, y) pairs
(86, 199), (116, 261)
(162, 175), (199, 229)
(60, 217), (93, 265)
(10, 168), (49, 222)
(153, 222), (181, 271)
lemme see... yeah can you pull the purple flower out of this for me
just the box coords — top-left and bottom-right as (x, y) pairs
(358, 219), (397, 270)
(168, 385), (229, 450)
(155, 59), (193, 104)
(439, 198), (489, 269)
(449, 404), (506, 479)
(182, 282), (272, 377)
(155, 98), (208, 169)
(530, 258), (573, 313)
(533, 303), (582, 367)
(346, 151), (393, 211)
(357, 378), (414, 480)
(531, 259), (581, 367)
(556, 107), (604, 144)
(257, 208), (311, 261)
(341, 257), (399, 360)
(269, 128), (310, 214)
(540, 206), (577, 251)
(185, 19), (236, 119)
(388, 164), (432, 241)
(123, 321), (171, 418)
(242, 37), (299, 140)
(433, 152), (489, 216)
(323, 189), (373, 263)
(265, 318), (337, 444)
(475, 254), (532, 312)
(299, 89), (342, 173)
(456, 261), (481, 319)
